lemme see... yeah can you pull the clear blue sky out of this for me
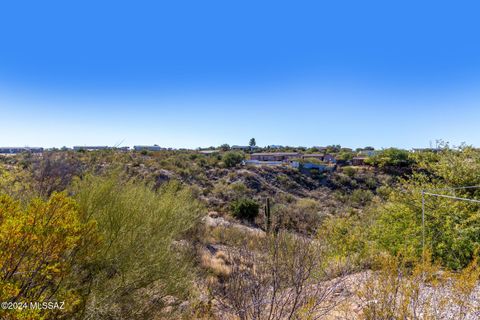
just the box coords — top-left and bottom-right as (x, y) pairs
(1, 0), (480, 149)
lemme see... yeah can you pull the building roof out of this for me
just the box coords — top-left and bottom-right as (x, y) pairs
(0, 147), (44, 154)
(73, 146), (109, 149)
(251, 152), (300, 156)
(133, 145), (163, 150)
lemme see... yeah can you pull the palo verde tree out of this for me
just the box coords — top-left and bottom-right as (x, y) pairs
(73, 174), (204, 319)
(0, 192), (98, 319)
(373, 146), (480, 269)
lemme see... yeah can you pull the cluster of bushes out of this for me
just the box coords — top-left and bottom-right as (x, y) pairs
(322, 146), (480, 270)
(364, 148), (413, 168)
(331, 167), (385, 191)
(229, 196), (330, 235)
(0, 171), (203, 319)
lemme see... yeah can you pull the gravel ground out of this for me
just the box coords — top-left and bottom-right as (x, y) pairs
(326, 271), (480, 319)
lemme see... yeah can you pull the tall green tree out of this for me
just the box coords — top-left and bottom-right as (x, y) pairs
(219, 143), (230, 151)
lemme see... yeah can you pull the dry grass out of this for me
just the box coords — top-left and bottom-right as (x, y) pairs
(200, 249), (232, 277)
(203, 222), (266, 250)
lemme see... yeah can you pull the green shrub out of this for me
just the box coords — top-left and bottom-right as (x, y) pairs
(337, 151), (354, 161)
(365, 176), (377, 189)
(229, 181), (249, 197)
(230, 198), (259, 220)
(334, 173), (353, 188)
(342, 166), (357, 177)
(222, 151), (244, 168)
(350, 189), (374, 207)
(73, 174), (204, 318)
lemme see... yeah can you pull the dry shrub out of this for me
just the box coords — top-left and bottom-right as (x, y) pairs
(30, 152), (84, 197)
(355, 254), (480, 320)
(272, 199), (325, 235)
(212, 231), (345, 320)
(207, 225), (265, 250)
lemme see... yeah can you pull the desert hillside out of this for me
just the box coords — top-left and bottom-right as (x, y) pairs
(1, 146), (480, 319)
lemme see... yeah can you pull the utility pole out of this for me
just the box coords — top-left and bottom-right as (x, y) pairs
(422, 190), (425, 267)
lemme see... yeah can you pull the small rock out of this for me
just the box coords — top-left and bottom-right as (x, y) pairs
(202, 216), (231, 228)
(206, 244), (218, 254)
(208, 211), (219, 218)
(178, 301), (190, 312)
(161, 295), (177, 306)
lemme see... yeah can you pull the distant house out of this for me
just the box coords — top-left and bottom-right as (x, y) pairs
(323, 154), (337, 163)
(250, 152), (301, 162)
(30, 147), (44, 153)
(0, 147), (44, 154)
(352, 156), (367, 166)
(302, 154), (324, 161)
(268, 145), (284, 149)
(73, 146), (109, 151)
(231, 145), (250, 150)
(133, 145), (163, 151)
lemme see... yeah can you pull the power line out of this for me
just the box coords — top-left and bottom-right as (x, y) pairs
(423, 192), (480, 203)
